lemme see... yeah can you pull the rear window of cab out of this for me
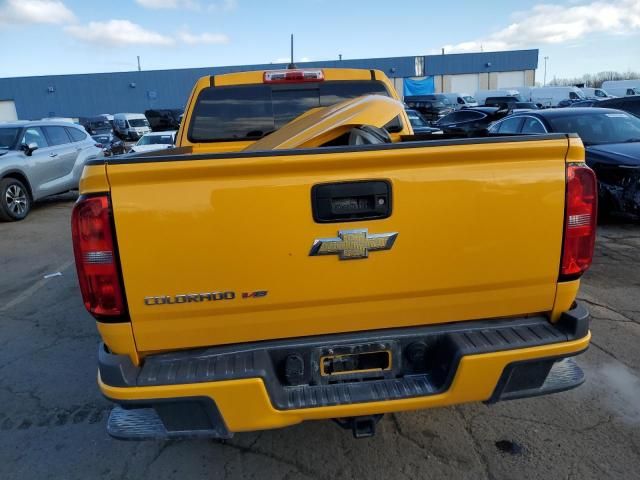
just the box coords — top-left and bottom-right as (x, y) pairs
(188, 81), (392, 142)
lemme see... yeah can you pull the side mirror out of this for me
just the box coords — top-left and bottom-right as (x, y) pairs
(21, 143), (39, 156)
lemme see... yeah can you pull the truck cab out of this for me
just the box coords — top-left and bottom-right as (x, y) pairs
(178, 68), (412, 153)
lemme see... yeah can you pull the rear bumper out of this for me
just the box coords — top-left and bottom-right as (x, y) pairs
(100, 303), (590, 439)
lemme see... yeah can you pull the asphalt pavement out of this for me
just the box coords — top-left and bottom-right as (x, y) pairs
(1, 193), (639, 480)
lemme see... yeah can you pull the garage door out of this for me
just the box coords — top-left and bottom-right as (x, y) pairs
(450, 74), (479, 94)
(497, 72), (525, 89)
(0, 100), (18, 122)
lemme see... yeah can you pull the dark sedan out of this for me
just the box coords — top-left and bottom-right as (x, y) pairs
(405, 109), (440, 134)
(434, 107), (509, 136)
(572, 99), (601, 108)
(92, 133), (126, 156)
(489, 108), (640, 219)
(404, 95), (454, 123)
(598, 96), (640, 118)
(80, 116), (113, 135)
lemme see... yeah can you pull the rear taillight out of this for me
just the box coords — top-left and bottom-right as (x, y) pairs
(560, 164), (597, 280)
(71, 195), (127, 319)
(263, 69), (324, 83)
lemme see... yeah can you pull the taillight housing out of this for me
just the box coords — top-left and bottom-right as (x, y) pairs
(71, 195), (127, 319)
(263, 69), (324, 83)
(560, 164), (597, 280)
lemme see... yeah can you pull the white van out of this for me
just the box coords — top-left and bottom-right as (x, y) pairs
(528, 87), (585, 107)
(601, 80), (640, 97)
(474, 89), (523, 105)
(581, 87), (615, 99)
(442, 93), (478, 110)
(113, 113), (151, 140)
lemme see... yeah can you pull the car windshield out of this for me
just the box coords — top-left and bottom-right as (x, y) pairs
(434, 95), (451, 105)
(89, 120), (111, 129)
(137, 134), (174, 146)
(548, 111), (640, 145)
(422, 101), (446, 108)
(189, 80), (391, 141)
(92, 135), (110, 143)
(129, 118), (149, 127)
(462, 96), (476, 103)
(407, 111), (428, 127)
(0, 127), (21, 150)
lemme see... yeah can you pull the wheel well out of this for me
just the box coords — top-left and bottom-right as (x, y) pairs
(2, 171), (33, 200)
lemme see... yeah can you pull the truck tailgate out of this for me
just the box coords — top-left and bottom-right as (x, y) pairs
(106, 137), (569, 352)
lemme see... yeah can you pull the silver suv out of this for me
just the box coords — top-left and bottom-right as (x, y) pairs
(0, 121), (102, 221)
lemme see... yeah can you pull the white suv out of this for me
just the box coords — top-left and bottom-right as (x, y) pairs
(0, 121), (102, 221)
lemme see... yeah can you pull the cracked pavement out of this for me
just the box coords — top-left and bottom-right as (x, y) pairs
(1, 195), (639, 480)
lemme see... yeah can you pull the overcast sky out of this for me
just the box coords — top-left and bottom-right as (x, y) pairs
(0, 0), (639, 79)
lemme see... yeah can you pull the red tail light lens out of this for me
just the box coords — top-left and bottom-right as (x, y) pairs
(71, 195), (127, 319)
(263, 69), (324, 83)
(560, 164), (597, 280)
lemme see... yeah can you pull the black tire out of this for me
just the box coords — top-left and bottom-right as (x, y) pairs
(0, 178), (31, 221)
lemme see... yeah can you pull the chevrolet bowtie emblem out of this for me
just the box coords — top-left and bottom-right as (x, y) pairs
(309, 229), (398, 260)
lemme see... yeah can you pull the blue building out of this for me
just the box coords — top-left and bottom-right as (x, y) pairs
(0, 49), (538, 121)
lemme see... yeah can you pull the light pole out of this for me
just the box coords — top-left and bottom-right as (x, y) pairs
(543, 56), (549, 86)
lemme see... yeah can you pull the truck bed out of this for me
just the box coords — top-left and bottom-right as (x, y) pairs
(98, 134), (573, 352)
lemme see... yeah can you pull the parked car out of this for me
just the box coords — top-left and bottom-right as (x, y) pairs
(442, 93), (478, 110)
(404, 95), (454, 122)
(80, 116), (113, 135)
(484, 97), (540, 110)
(581, 87), (615, 99)
(99, 114), (115, 128)
(474, 89), (523, 105)
(571, 99), (601, 107)
(598, 96), (640, 117)
(405, 109), (440, 134)
(0, 121), (102, 221)
(557, 99), (585, 108)
(489, 108), (640, 219)
(145, 109), (183, 131)
(92, 133), (125, 156)
(511, 102), (540, 111)
(601, 80), (640, 97)
(129, 131), (176, 153)
(434, 107), (509, 136)
(113, 113), (151, 140)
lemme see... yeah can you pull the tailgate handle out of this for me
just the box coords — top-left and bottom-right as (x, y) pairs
(311, 180), (392, 223)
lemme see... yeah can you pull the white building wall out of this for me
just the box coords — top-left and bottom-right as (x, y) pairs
(449, 74), (480, 94)
(0, 100), (18, 121)
(497, 71), (526, 88)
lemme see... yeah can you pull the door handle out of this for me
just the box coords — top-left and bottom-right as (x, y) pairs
(312, 180), (392, 223)
(49, 153), (58, 157)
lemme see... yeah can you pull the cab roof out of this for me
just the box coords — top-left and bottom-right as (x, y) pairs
(210, 68), (384, 87)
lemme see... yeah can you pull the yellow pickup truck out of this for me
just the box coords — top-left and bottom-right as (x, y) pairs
(72, 68), (596, 440)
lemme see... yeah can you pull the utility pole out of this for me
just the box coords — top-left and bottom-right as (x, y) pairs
(288, 34), (295, 69)
(137, 56), (141, 72)
(543, 56), (549, 86)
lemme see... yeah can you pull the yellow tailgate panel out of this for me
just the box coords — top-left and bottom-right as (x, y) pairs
(106, 139), (568, 352)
